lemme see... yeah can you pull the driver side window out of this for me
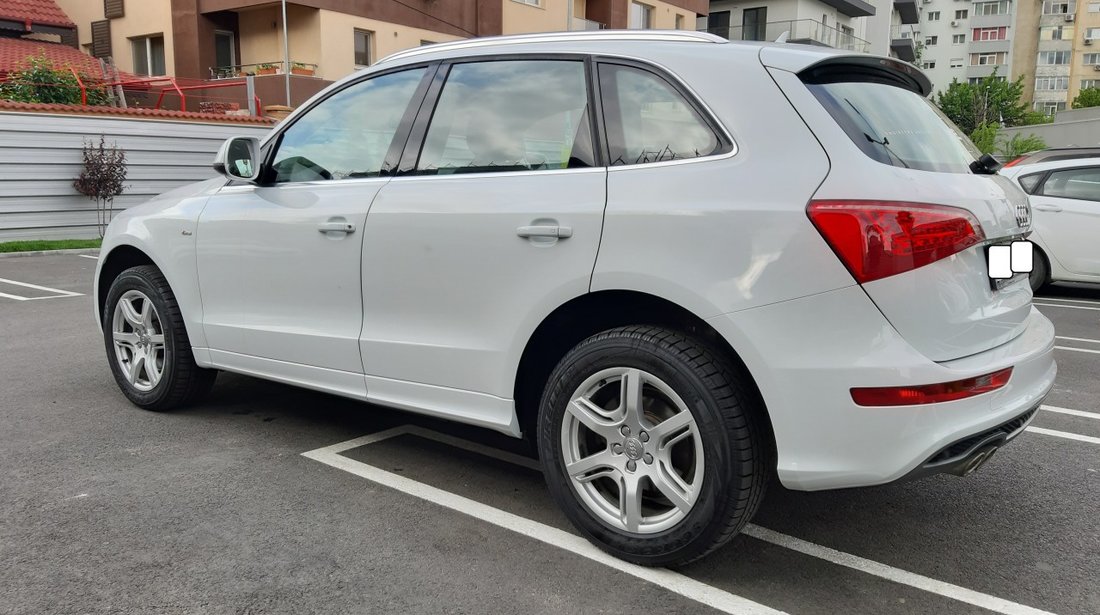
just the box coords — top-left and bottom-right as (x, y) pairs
(270, 67), (427, 183)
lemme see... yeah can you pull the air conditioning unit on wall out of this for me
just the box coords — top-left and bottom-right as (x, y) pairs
(1066, 13), (1076, 22)
(1093, 64), (1100, 71)
(950, 20), (959, 26)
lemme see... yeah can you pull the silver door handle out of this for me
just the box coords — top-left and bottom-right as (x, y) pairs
(318, 221), (356, 234)
(517, 225), (572, 239)
(1033, 204), (1062, 212)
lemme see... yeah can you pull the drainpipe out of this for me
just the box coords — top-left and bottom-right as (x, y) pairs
(281, 0), (291, 106)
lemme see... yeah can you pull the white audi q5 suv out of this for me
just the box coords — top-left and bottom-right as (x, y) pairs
(94, 31), (1056, 566)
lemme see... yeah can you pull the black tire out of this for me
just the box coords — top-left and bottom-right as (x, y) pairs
(1029, 248), (1050, 294)
(103, 265), (216, 410)
(537, 325), (768, 567)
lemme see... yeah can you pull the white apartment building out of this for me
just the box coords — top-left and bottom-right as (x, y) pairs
(916, 0), (1017, 95)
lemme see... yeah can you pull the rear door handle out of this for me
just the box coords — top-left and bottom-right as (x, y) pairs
(517, 225), (572, 239)
(1033, 204), (1062, 212)
(318, 221), (356, 234)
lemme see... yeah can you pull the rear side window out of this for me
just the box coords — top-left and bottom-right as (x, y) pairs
(806, 80), (979, 173)
(598, 63), (722, 166)
(415, 60), (594, 174)
(1039, 167), (1100, 200)
(1018, 172), (1045, 194)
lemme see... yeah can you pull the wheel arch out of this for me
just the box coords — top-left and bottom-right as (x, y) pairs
(97, 244), (157, 323)
(513, 289), (775, 458)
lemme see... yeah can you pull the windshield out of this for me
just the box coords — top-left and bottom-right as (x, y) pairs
(807, 81), (980, 174)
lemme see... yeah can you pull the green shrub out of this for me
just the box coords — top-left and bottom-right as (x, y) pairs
(0, 54), (110, 106)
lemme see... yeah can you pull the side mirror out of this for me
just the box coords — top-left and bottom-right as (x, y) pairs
(214, 136), (262, 182)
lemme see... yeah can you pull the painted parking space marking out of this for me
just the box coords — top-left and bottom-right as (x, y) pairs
(1026, 426), (1100, 445)
(1055, 335), (1100, 345)
(302, 426), (785, 615)
(1034, 302), (1100, 312)
(1054, 346), (1100, 355)
(0, 277), (83, 301)
(76, 254), (99, 260)
(1040, 404), (1100, 421)
(303, 426), (1060, 615)
(1035, 297), (1100, 306)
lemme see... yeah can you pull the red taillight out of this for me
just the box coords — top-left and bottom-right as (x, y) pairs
(807, 200), (985, 284)
(1001, 156), (1026, 168)
(851, 368), (1013, 407)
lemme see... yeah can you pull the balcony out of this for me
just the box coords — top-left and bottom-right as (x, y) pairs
(703, 20), (870, 53)
(894, 0), (919, 25)
(570, 17), (605, 31)
(209, 61), (319, 80)
(890, 24), (917, 62)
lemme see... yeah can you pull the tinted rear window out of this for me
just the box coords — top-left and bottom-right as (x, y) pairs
(807, 81), (979, 174)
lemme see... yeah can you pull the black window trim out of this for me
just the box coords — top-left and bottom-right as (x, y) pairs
(1032, 164), (1100, 202)
(394, 53), (604, 177)
(257, 60), (441, 186)
(1018, 170), (1049, 195)
(593, 55), (735, 169)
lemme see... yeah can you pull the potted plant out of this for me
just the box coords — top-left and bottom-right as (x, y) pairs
(291, 62), (315, 76)
(256, 63), (278, 75)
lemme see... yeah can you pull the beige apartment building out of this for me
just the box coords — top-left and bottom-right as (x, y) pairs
(52, 0), (704, 105)
(1011, 0), (1100, 114)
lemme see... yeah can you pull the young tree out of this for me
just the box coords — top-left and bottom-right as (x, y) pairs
(73, 137), (128, 237)
(1072, 87), (1100, 109)
(935, 71), (1028, 134)
(969, 122), (999, 155)
(999, 133), (1047, 159)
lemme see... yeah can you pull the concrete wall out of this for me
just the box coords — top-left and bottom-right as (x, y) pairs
(1000, 107), (1100, 150)
(0, 111), (272, 241)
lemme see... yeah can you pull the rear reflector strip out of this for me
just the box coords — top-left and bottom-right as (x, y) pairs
(851, 368), (1013, 406)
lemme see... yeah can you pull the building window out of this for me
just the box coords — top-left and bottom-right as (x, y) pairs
(1038, 50), (1071, 64)
(1087, 27), (1100, 40)
(927, 11), (941, 21)
(923, 61), (937, 69)
(1084, 53), (1100, 64)
(953, 34), (966, 44)
(1036, 102), (1066, 114)
(742, 7), (767, 41)
(511, 0), (541, 5)
(925, 35), (939, 46)
(1035, 76), (1069, 90)
(955, 9), (968, 19)
(970, 76), (1007, 84)
(675, 14), (685, 29)
(131, 35), (165, 76)
(950, 58), (964, 68)
(1042, 1), (1071, 14)
(974, 1), (1009, 16)
(420, 40), (437, 46)
(973, 27), (1007, 41)
(1090, 2), (1100, 12)
(1082, 79), (1100, 88)
(354, 29), (372, 67)
(971, 51), (1007, 65)
(1040, 25), (1073, 40)
(629, 2), (654, 29)
(214, 30), (236, 72)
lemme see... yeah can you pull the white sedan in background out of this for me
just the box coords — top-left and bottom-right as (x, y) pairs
(1001, 156), (1100, 291)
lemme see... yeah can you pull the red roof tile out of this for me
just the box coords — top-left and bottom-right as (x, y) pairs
(0, 37), (113, 78)
(0, 0), (76, 29)
(0, 99), (278, 124)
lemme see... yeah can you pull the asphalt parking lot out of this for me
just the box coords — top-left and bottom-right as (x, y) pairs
(1, 252), (1097, 615)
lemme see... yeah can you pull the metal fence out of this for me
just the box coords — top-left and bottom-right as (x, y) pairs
(0, 110), (272, 241)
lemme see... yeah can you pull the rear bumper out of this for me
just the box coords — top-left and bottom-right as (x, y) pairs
(707, 286), (1056, 491)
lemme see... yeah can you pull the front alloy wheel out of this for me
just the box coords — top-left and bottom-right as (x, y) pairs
(111, 290), (166, 392)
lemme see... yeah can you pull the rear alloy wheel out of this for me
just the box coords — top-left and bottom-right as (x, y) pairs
(538, 326), (768, 566)
(1029, 249), (1050, 294)
(103, 265), (216, 410)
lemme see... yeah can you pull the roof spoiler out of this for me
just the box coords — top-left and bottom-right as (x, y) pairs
(760, 47), (932, 97)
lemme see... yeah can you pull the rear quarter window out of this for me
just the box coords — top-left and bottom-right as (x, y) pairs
(806, 80), (979, 174)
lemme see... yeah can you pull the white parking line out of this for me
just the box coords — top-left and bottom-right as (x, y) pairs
(77, 254), (98, 260)
(1035, 297), (1100, 306)
(303, 426), (785, 615)
(1055, 336), (1100, 345)
(1054, 346), (1100, 355)
(741, 525), (1055, 615)
(1034, 302), (1100, 312)
(1041, 405), (1100, 420)
(0, 277), (83, 300)
(1026, 426), (1100, 445)
(303, 426), (1058, 615)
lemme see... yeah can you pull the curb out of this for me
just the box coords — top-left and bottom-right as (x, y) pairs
(0, 248), (100, 260)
